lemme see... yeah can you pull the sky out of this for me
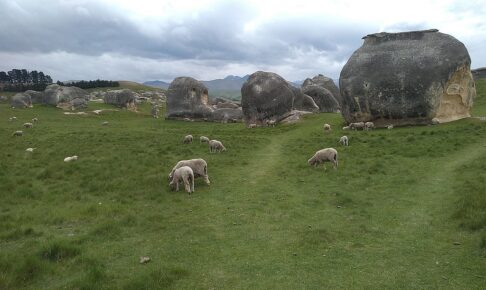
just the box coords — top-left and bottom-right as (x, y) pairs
(0, 0), (485, 83)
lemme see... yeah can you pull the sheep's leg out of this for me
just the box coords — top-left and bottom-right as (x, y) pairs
(184, 178), (191, 193)
(175, 181), (180, 192)
(191, 175), (194, 193)
(204, 175), (210, 185)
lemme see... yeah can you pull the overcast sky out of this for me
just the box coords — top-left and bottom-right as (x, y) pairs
(1, 0), (485, 82)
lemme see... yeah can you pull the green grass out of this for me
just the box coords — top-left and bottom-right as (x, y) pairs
(0, 83), (485, 289)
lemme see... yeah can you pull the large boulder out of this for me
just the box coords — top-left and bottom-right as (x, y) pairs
(11, 93), (32, 108)
(340, 29), (476, 126)
(210, 108), (243, 122)
(241, 71), (298, 125)
(302, 74), (341, 104)
(43, 85), (90, 110)
(166, 77), (214, 119)
(301, 84), (340, 113)
(290, 86), (320, 112)
(472, 68), (486, 80)
(104, 89), (138, 110)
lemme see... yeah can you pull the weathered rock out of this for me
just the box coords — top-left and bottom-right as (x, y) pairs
(23, 90), (45, 103)
(104, 89), (138, 110)
(11, 93), (32, 108)
(340, 29), (476, 126)
(0, 95), (8, 103)
(302, 74), (341, 104)
(472, 68), (486, 80)
(43, 84), (90, 110)
(280, 110), (313, 124)
(301, 84), (340, 113)
(290, 86), (320, 112)
(241, 71), (297, 125)
(210, 108), (243, 123)
(166, 77), (213, 119)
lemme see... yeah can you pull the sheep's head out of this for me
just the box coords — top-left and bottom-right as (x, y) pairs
(308, 157), (316, 166)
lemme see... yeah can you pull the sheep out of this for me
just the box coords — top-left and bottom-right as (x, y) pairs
(8, 116), (17, 121)
(431, 118), (440, 125)
(182, 135), (193, 144)
(387, 124), (394, 130)
(323, 123), (331, 132)
(349, 122), (365, 130)
(64, 155), (78, 162)
(364, 121), (375, 130)
(266, 120), (276, 127)
(168, 158), (210, 185)
(12, 130), (23, 137)
(23, 122), (33, 128)
(32, 117), (38, 123)
(342, 126), (350, 130)
(248, 123), (257, 128)
(25, 148), (36, 152)
(200, 136), (210, 143)
(209, 140), (226, 153)
(102, 121), (109, 126)
(339, 136), (349, 146)
(169, 166), (194, 194)
(308, 148), (338, 170)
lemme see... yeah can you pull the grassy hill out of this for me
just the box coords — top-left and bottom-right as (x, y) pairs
(0, 81), (485, 289)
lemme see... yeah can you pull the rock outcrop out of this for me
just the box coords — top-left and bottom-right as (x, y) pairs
(340, 29), (476, 126)
(11, 85), (90, 110)
(302, 74), (341, 104)
(103, 89), (138, 110)
(11, 93), (32, 108)
(301, 84), (340, 113)
(472, 68), (486, 80)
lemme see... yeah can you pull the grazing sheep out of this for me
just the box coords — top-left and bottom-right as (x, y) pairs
(308, 148), (338, 170)
(248, 123), (257, 128)
(64, 155), (78, 162)
(266, 120), (276, 127)
(8, 116), (17, 122)
(364, 121), (375, 130)
(323, 123), (331, 132)
(182, 135), (193, 144)
(387, 124), (394, 129)
(339, 136), (349, 146)
(342, 126), (350, 130)
(102, 121), (109, 126)
(209, 140), (226, 153)
(349, 122), (365, 130)
(32, 117), (38, 123)
(169, 158), (210, 185)
(23, 122), (33, 128)
(431, 118), (440, 125)
(200, 136), (210, 143)
(169, 166), (194, 194)
(25, 148), (35, 152)
(12, 130), (23, 137)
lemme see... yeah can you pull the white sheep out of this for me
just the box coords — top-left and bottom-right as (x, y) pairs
(25, 148), (36, 152)
(169, 158), (210, 185)
(387, 124), (394, 130)
(248, 123), (257, 128)
(64, 155), (78, 162)
(32, 117), (38, 123)
(182, 135), (193, 144)
(431, 118), (440, 125)
(342, 126), (350, 130)
(169, 166), (194, 193)
(308, 148), (338, 170)
(339, 136), (349, 146)
(323, 123), (331, 132)
(12, 130), (23, 137)
(266, 120), (276, 127)
(101, 121), (109, 126)
(200, 136), (210, 143)
(209, 140), (226, 153)
(364, 121), (375, 130)
(23, 122), (33, 128)
(349, 122), (365, 130)
(8, 116), (17, 121)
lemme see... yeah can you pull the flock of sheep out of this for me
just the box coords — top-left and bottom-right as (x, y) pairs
(10, 116), (38, 137)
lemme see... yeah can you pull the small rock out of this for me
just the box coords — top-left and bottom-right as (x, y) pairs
(139, 256), (151, 264)
(453, 242), (461, 245)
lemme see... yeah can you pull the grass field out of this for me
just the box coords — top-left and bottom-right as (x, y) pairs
(1, 80), (485, 289)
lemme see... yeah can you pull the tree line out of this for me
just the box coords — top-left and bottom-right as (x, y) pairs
(56, 80), (119, 89)
(0, 69), (53, 92)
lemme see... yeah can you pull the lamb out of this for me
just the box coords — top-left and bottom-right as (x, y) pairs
(266, 120), (276, 127)
(387, 124), (394, 130)
(12, 130), (23, 137)
(200, 136), (210, 143)
(339, 136), (349, 146)
(8, 116), (17, 121)
(308, 148), (338, 169)
(23, 122), (33, 128)
(32, 117), (38, 123)
(169, 166), (194, 194)
(323, 123), (331, 132)
(182, 135), (193, 144)
(342, 126), (350, 130)
(64, 155), (78, 162)
(25, 148), (36, 152)
(248, 123), (257, 128)
(209, 140), (226, 153)
(168, 158), (210, 185)
(349, 122), (365, 130)
(364, 121), (375, 130)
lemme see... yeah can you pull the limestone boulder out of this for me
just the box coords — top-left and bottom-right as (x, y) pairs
(210, 108), (243, 123)
(472, 68), (486, 80)
(290, 86), (320, 112)
(104, 89), (138, 109)
(166, 77), (213, 119)
(302, 74), (341, 104)
(301, 84), (340, 113)
(11, 93), (32, 108)
(340, 29), (476, 126)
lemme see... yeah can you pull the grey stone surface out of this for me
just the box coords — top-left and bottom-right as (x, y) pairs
(103, 89), (138, 109)
(340, 29), (475, 126)
(166, 77), (213, 119)
(301, 84), (340, 113)
(302, 74), (341, 104)
(11, 93), (32, 108)
(472, 67), (486, 80)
